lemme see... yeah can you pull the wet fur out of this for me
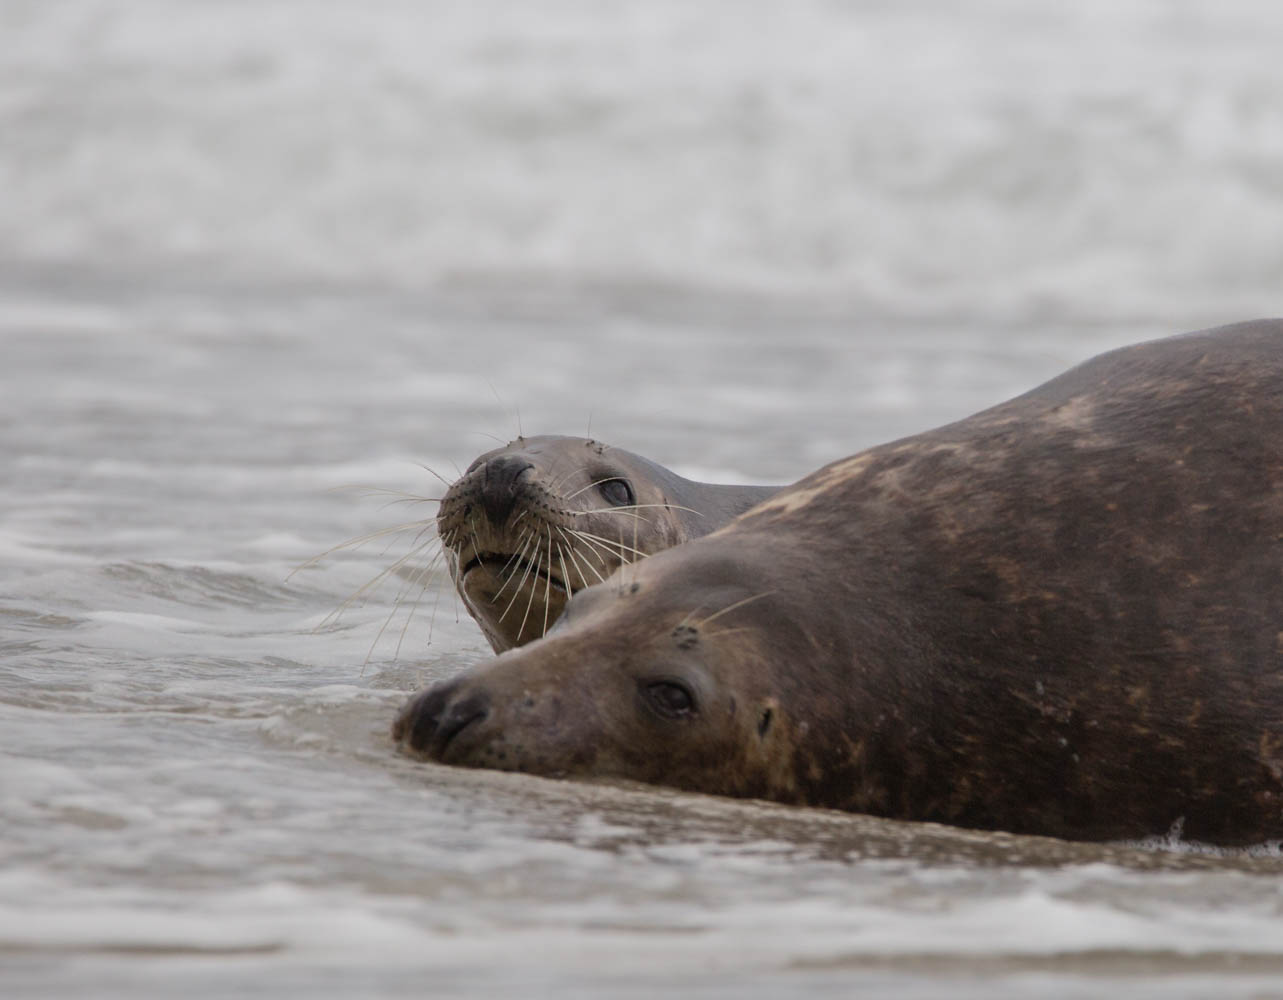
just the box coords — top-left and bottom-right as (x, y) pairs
(396, 320), (1283, 844)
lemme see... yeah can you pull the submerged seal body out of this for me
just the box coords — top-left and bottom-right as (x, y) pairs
(399, 320), (1283, 844)
(437, 436), (778, 651)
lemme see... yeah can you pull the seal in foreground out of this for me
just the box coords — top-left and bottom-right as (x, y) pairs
(437, 436), (777, 651)
(397, 321), (1283, 844)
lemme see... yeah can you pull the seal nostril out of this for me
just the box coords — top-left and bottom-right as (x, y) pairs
(393, 678), (465, 753)
(409, 699), (445, 753)
(479, 456), (534, 527)
(757, 706), (774, 739)
(433, 691), (492, 759)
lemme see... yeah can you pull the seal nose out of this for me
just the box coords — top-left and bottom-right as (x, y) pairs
(479, 455), (534, 527)
(393, 680), (492, 761)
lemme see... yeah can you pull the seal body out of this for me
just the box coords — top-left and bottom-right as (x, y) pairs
(398, 320), (1283, 844)
(436, 436), (778, 651)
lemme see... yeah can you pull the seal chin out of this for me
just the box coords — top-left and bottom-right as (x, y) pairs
(459, 553), (573, 650)
(461, 553), (568, 594)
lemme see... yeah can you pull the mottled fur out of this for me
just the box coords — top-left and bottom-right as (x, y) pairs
(398, 321), (1283, 844)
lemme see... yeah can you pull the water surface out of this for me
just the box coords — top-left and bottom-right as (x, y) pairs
(4, 2), (1283, 997)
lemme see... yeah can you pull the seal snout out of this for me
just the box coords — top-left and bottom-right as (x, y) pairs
(393, 680), (492, 761)
(479, 455), (535, 527)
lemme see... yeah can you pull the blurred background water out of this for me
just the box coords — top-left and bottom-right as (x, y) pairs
(3, 2), (1283, 997)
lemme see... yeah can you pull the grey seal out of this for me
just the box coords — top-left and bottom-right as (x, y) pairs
(397, 320), (1283, 844)
(437, 436), (778, 651)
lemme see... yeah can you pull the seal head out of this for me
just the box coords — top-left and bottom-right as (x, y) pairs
(436, 436), (777, 651)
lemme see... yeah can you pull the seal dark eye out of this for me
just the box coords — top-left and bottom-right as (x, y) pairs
(641, 679), (697, 720)
(598, 478), (634, 507)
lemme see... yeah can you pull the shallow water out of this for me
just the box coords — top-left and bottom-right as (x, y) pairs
(4, 2), (1283, 998)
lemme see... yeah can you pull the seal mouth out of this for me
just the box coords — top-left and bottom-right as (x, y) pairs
(462, 552), (567, 593)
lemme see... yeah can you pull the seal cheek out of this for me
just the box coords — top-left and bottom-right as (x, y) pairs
(743, 697), (805, 802)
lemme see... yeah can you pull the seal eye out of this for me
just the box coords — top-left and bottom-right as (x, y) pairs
(641, 679), (697, 720)
(598, 478), (634, 508)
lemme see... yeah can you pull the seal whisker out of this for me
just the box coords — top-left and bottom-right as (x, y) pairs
(675, 606), (706, 629)
(540, 526), (556, 638)
(414, 463), (458, 490)
(573, 503), (704, 518)
(555, 526), (607, 584)
(323, 533), (444, 629)
(701, 626), (754, 641)
(555, 542), (575, 599)
(333, 487), (443, 507)
(365, 543), (450, 668)
(317, 534), (440, 626)
(515, 546), (543, 641)
(496, 533), (545, 624)
(371, 496), (444, 512)
(614, 525), (635, 595)
(326, 482), (442, 502)
(563, 475), (634, 503)
(562, 527), (649, 560)
(288, 517), (440, 578)
(568, 508), (654, 524)
(543, 463), (583, 495)
(495, 527), (537, 577)
(488, 528), (538, 603)
(695, 591), (779, 628)
(389, 545), (451, 664)
(561, 528), (624, 567)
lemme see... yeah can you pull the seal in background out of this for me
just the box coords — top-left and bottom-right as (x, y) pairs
(437, 435), (778, 651)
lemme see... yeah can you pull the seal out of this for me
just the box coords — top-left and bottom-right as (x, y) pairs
(437, 436), (778, 651)
(395, 320), (1283, 844)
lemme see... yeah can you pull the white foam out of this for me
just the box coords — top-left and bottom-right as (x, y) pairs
(2, 1), (1281, 324)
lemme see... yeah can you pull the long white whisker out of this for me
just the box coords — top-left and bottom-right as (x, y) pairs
(696, 591), (778, 628)
(318, 535), (441, 629)
(364, 544), (448, 668)
(572, 503), (703, 517)
(563, 528), (629, 567)
(390, 546), (449, 662)
(289, 518), (437, 578)
(416, 463), (457, 489)
(563, 475), (628, 502)
(570, 508), (652, 524)
(497, 533), (542, 623)
(556, 526), (606, 584)
(540, 526), (555, 638)
(565, 527), (649, 560)
(515, 549), (541, 640)
(555, 542), (575, 599)
(490, 528), (537, 602)
(326, 482), (441, 502)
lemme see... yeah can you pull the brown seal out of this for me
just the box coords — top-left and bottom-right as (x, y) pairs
(437, 436), (778, 651)
(396, 320), (1283, 844)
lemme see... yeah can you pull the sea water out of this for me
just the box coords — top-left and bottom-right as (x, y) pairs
(4, 2), (1283, 997)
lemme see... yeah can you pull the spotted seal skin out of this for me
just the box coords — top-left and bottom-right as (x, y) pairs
(437, 436), (779, 651)
(398, 320), (1283, 844)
